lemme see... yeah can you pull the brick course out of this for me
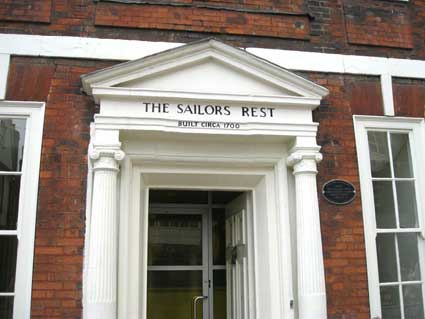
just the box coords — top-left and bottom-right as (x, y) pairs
(0, 0), (52, 23)
(344, 1), (413, 49)
(94, 2), (310, 40)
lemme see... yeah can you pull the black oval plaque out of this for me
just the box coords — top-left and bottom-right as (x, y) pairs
(322, 180), (356, 205)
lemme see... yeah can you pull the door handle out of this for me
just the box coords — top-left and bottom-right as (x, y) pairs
(192, 295), (208, 319)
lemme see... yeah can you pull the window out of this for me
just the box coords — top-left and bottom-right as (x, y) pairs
(0, 101), (44, 319)
(354, 116), (425, 319)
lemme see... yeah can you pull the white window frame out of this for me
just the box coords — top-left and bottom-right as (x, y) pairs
(0, 101), (45, 318)
(354, 115), (425, 318)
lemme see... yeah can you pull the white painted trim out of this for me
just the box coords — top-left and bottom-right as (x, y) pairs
(0, 101), (45, 319)
(0, 53), (10, 100)
(1, 34), (424, 80)
(248, 48), (425, 79)
(0, 34), (181, 61)
(380, 74), (395, 116)
(273, 159), (295, 319)
(353, 115), (425, 318)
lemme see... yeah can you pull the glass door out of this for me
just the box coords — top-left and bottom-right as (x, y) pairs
(147, 207), (209, 319)
(146, 190), (240, 319)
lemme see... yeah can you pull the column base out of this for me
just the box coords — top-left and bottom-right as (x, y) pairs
(85, 301), (116, 319)
(298, 293), (327, 319)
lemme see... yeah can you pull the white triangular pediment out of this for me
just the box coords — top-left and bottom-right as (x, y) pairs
(118, 58), (296, 96)
(81, 38), (328, 102)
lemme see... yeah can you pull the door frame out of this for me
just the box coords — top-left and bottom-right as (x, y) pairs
(116, 143), (295, 319)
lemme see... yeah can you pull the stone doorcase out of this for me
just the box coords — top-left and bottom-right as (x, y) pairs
(81, 39), (329, 319)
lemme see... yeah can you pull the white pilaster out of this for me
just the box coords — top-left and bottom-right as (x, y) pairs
(380, 73), (395, 116)
(0, 53), (10, 100)
(287, 143), (327, 319)
(85, 145), (125, 319)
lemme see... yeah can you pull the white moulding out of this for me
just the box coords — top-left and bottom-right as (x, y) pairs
(0, 34), (181, 61)
(0, 53), (10, 99)
(0, 34), (424, 80)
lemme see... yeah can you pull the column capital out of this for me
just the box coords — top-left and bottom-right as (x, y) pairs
(89, 147), (125, 171)
(287, 147), (322, 174)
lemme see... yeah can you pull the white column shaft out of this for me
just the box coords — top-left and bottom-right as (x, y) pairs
(86, 156), (120, 319)
(288, 153), (327, 319)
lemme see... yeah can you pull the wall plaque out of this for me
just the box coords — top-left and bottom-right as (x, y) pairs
(322, 180), (356, 205)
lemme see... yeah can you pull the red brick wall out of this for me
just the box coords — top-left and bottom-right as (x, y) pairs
(344, 0), (413, 49)
(393, 78), (425, 118)
(0, 0), (425, 58)
(310, 73), (383, 319)
(94, 2), (310, 40)
(6, 57), (117, 318)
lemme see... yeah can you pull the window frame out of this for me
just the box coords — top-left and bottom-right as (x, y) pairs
(354, 115), (425, 318)
(0, 101), (45, 318)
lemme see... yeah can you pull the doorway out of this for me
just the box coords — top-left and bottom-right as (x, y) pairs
(118, 154), (293, 319)
(146, 190), (243, 319)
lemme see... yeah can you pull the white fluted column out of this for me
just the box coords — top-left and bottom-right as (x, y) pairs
(287, 149), (327, 319)
(86, 148), (125, 319)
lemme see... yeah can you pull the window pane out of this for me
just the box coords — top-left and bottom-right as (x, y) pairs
(398, 234), (421, 282)
(212, 208), (225, 265)
(147, 271), (202, 319)
(380, 286), (401, 319)
(403, 284), (424, 319)
(0, 236), (18, 292)
(148, 214), (202, 266)
(213, 270), (226, 319)
(373, 181), (396, 228)
(377, 233), (398, 283)
(0, 296), (13, 319)
(391, 133), (413, 178)
(396, 181), (419, 228)
(368, 131), (391, 177)
(0, 175), (21, 230)
(0, 119), (26, 172)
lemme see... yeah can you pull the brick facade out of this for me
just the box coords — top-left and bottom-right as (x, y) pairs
(5, 58), (392, 318)
(2, 1), (425, 318)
